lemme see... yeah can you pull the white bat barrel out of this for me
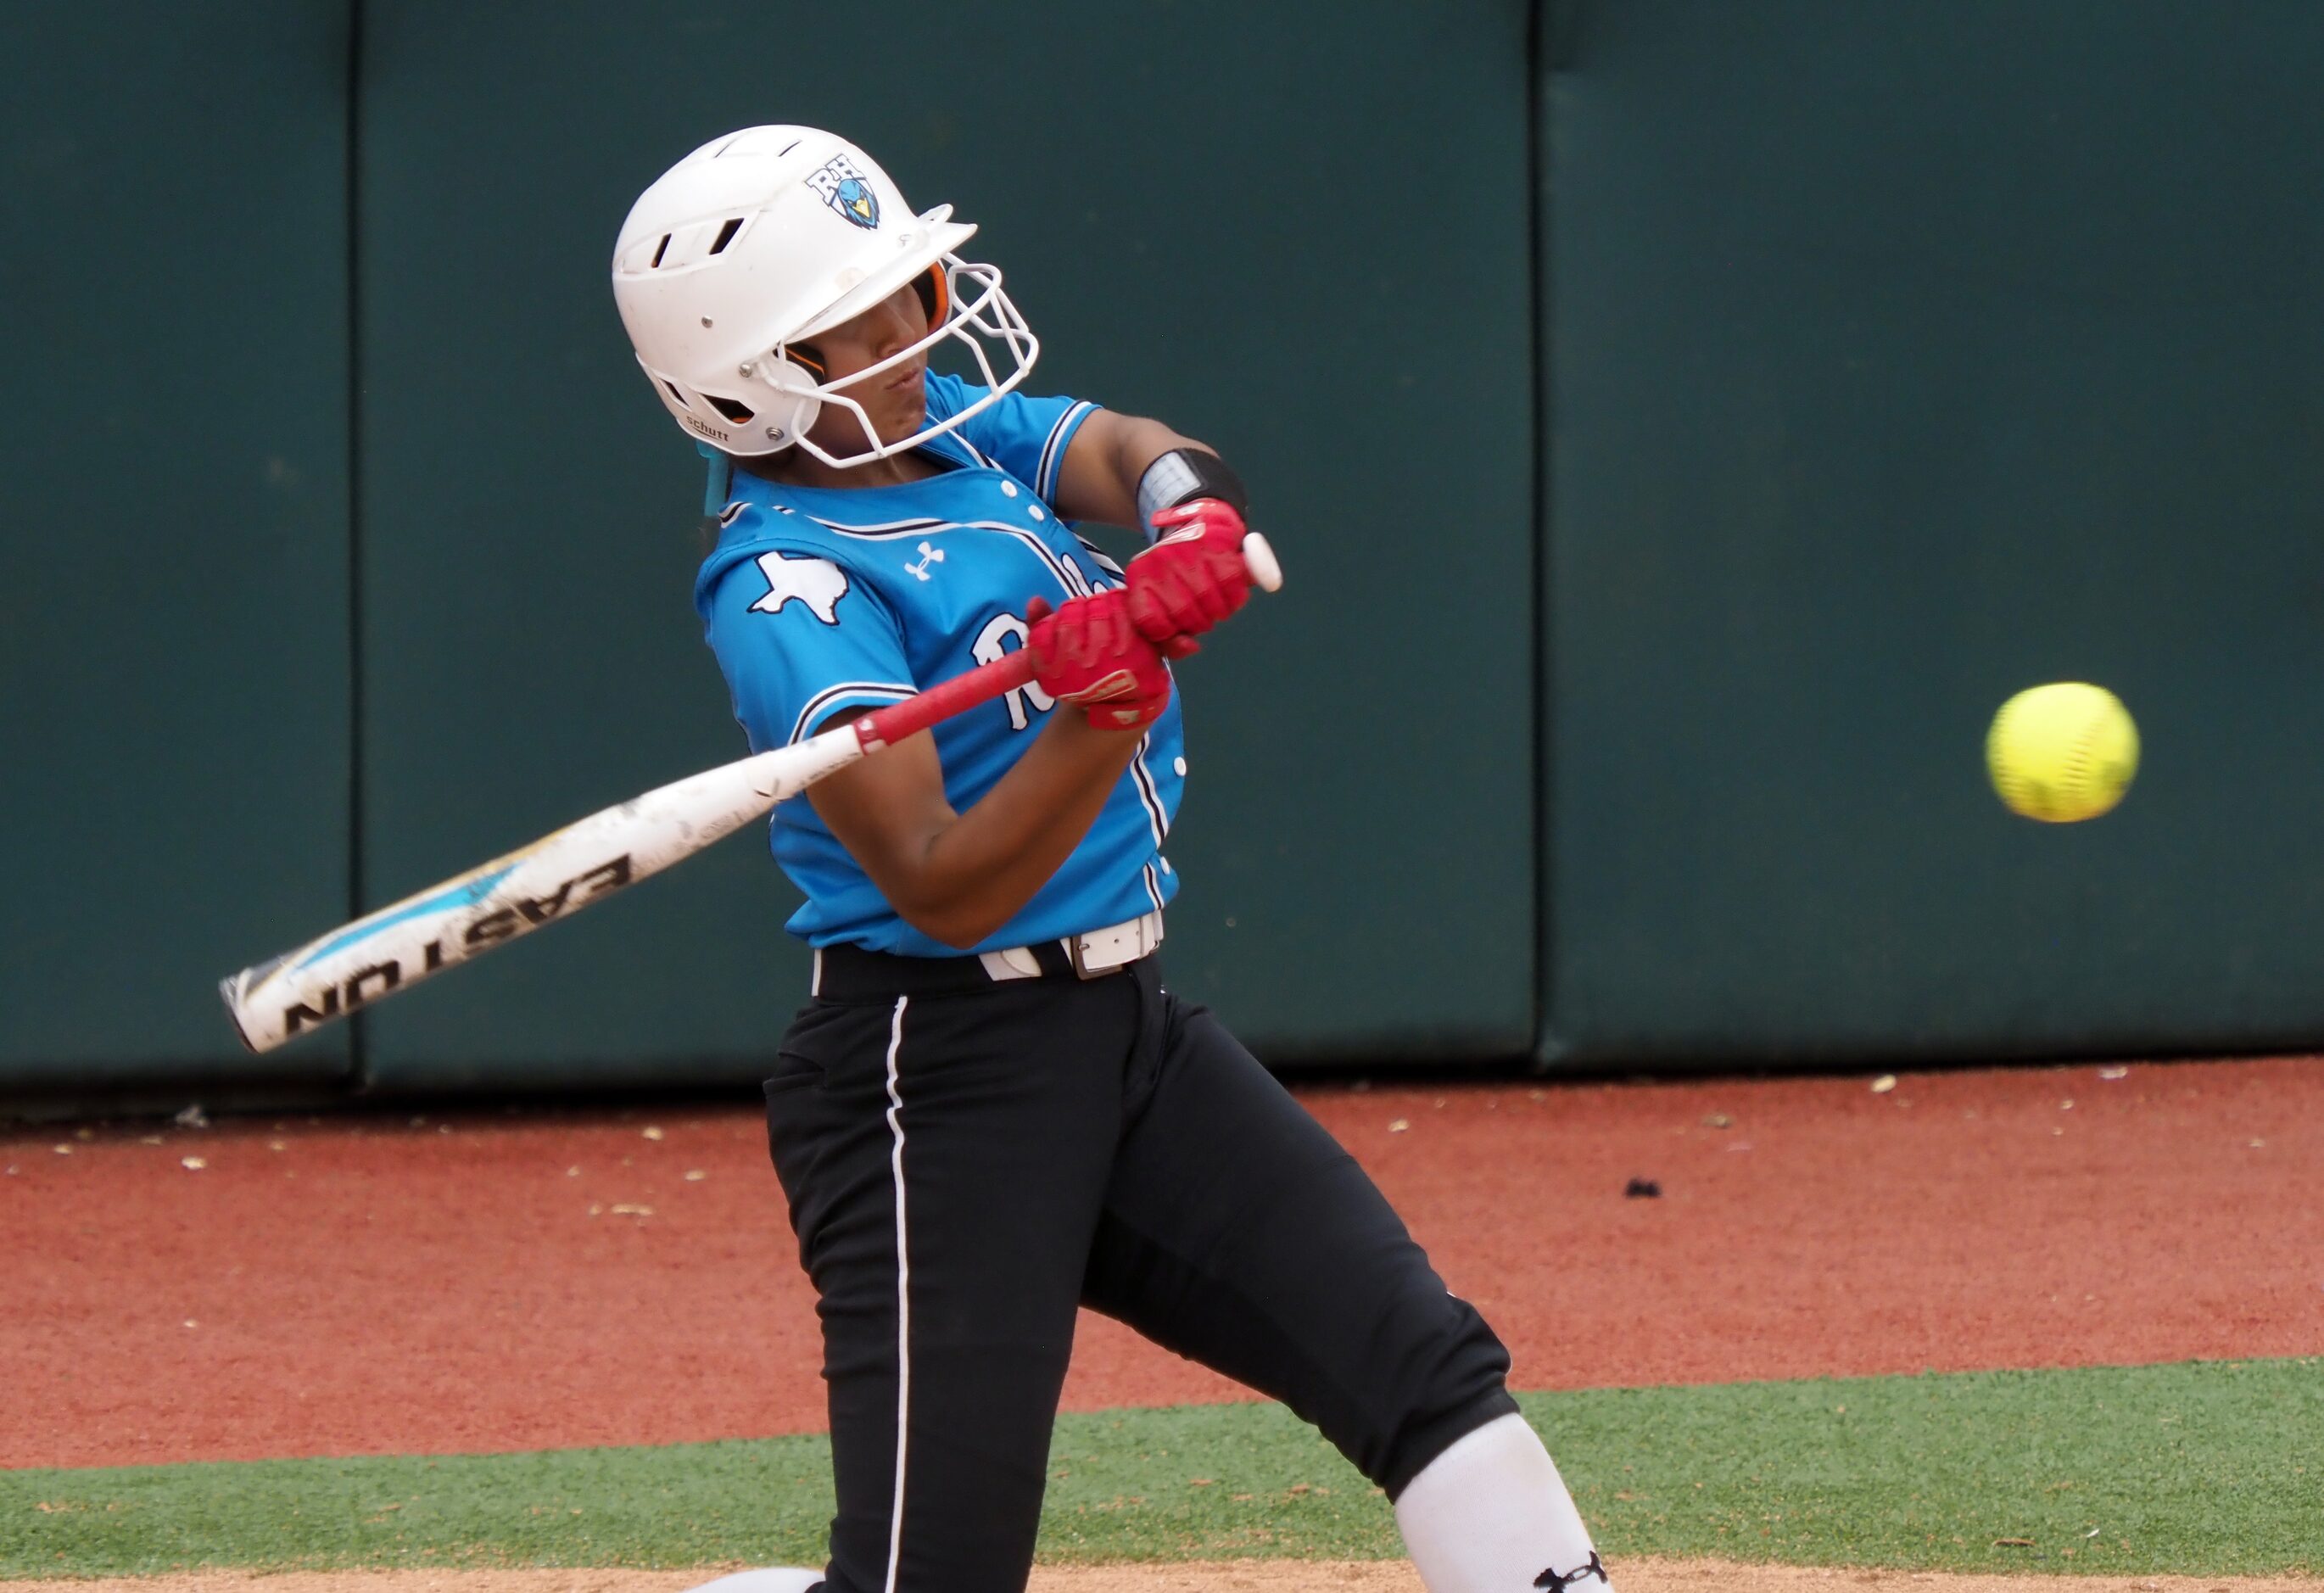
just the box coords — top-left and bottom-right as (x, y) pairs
(221, 727), (864, 1054)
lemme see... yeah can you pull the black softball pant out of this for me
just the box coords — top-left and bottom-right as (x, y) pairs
(763, 953), (1517, 1593)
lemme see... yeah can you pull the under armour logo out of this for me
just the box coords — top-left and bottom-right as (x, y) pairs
(906, 540), (946, 581)
(1535, 1553), (1608, 1593)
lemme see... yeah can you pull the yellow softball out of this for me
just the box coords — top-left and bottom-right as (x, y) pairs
(1986, 683), (2139, 823)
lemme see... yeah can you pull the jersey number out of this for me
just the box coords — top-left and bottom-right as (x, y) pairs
(971, 612), (1056, 731)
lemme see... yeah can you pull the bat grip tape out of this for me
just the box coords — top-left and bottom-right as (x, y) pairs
(855, 651), (1038, 750)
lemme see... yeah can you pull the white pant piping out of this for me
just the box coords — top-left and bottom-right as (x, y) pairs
(881, 994), (912, 1593)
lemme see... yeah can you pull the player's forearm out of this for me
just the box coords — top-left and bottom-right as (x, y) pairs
(889, 714), (1144, 948)
(1055, 411), (1208, 527)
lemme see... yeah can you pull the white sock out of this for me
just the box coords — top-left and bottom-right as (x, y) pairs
(1393, 1411), (1612, 1593)
(678, 1569), (824, 1593)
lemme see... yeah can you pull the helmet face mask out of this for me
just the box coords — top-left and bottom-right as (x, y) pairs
(612, 126), (1040, 466)
(767, 257), (1037, 465)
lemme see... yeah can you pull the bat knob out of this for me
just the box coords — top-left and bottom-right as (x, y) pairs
(1240, 533), (1284, 594)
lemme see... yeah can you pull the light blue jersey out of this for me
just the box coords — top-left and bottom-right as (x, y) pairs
(694, 374), (1186, 956)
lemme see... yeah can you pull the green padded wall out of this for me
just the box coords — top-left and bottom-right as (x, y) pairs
(352, 0), (1538, 1085)
(1542, 0), (2324, 1064)
(0, 3), (355, 1085)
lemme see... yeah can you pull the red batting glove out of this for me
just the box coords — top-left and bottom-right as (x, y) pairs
(1125, 498), (1252, 648)
(1025, 591), (1174, 731)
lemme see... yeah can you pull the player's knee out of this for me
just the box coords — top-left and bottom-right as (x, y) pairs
(1360, 1294), (1522, 1501)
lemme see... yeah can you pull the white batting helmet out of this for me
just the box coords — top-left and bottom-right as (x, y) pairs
(611, 125), (1038, 465)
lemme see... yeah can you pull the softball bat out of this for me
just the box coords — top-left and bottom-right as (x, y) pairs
(220, 534), (1280, 1053)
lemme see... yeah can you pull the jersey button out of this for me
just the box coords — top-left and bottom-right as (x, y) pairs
(1027, 505), (1046, 521)
(998, 481), (1020, 498)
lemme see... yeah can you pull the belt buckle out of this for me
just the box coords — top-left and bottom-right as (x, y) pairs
(1066, 934), (1108, 980)
(1067, 912), (1159, 979)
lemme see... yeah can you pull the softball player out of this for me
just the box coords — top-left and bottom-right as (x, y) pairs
(612, 126), (1612, 1593)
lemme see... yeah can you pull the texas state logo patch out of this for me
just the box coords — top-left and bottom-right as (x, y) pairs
(748, 550), (850, 624)
(805, 154), (880, 230)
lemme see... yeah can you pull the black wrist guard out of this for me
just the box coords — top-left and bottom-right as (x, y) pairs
(1135, 448), (1249, 540)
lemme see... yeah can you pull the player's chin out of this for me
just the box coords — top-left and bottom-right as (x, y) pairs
(870, 391), (928, 450)
(825, 382), (925, 459)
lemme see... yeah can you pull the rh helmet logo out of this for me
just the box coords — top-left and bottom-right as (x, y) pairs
(805, 154), (880, 229)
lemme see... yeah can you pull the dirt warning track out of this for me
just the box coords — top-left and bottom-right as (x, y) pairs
(3, 1056), (2320, 1470)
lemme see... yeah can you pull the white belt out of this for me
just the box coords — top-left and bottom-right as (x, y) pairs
(980, 908), (1164, 981)
(809, 909), (1164, 996)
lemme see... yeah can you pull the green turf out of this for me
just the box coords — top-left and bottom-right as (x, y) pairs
(3, 1358), (2316, 1578)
